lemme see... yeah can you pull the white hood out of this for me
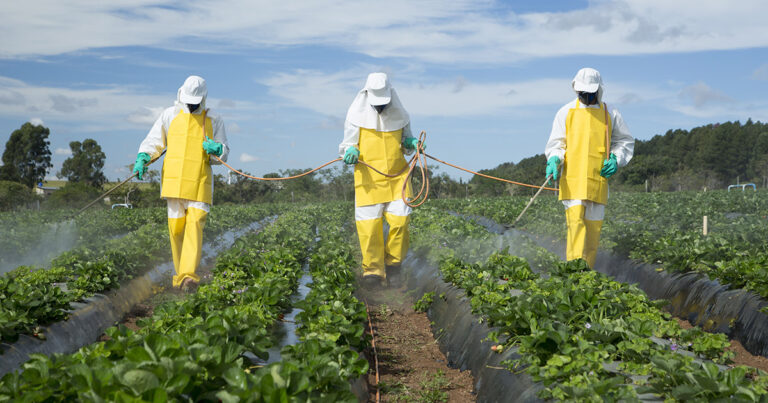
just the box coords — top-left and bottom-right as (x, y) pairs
(176, 75), (207, 111)
(345, 72), (409, 132)
(571, 67), (604, 103)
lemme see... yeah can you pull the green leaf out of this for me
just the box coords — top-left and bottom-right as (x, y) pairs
(215, 390), (241, 403)
(150, 387), (168, 403)
(670, 384), (699, 401)
(121, 369), (160, 395)
(271, 365), (287, 389)
(223, 367), (247, 390)
(125, 347), (153, 363)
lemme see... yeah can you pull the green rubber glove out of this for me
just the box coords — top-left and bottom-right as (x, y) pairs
(403, 137), (425, 151)
(546, 156), (560, 185)
(203, 138), (223, 156)
(343, 146), (359, 164)
(600, 153), (618, 178)
(133, 153), (151, 180)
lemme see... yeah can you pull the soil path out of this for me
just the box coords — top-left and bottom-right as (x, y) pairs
(360, 285), (476, 403)
(674, 317), (768, 373)
(100, 262), (215, 338)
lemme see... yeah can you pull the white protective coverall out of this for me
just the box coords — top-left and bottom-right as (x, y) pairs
(544, 68), (634, 267)
(339, 72), (416, 280)
(138, 75), (229, 287)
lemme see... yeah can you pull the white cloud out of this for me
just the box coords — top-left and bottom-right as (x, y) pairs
(240, 153), (258, 162)
(262, 68), (597, 117)
(678, 82), (732, 109)
(54, 147), (72, 156)
(0, 76), (170, 128)
(753, 64), (768, 81)
(2, 1), (768, 64)
(126, 106), (166, 126)
(218, 99), (236, 109)
(0, 76), (264, 135)
(29, 117), (45, 126)
(663, 81), (768, 121)
(317, 116), (344, 130)
(227, 122), (241, 133)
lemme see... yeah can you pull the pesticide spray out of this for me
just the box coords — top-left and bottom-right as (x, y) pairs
(0, 220), (80, 275)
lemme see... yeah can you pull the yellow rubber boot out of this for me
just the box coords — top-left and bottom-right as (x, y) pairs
(565, 205), (587, 263)
(168, 216), (186, 276)
(356, 217), (386, 278)
(384, 212), (410, 266)
(173, 207), (207, 287)
(583, 219), (603, 268)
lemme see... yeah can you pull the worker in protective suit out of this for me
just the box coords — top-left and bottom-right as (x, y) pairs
(340, 72), (422, 288)
(133, 75), (229, 291)
(544, 68), (634, 268)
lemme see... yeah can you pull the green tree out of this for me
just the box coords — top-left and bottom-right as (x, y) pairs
(0, 180), (38, 211)
(507, 154), (547, 195)
(470, 161), (516, 196)
(44, 181), (102, 209)
(58, 139), (107, 187)
(0, 122), (53, 187)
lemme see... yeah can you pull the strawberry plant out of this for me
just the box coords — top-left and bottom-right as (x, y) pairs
(0, 204), (282, 347)
(409, 206), (768, 401)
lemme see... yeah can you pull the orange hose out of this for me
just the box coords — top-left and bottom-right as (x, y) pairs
(423, 153), (558, 192)
(205, 126), (556, 201)
(211, 155), (342, 180)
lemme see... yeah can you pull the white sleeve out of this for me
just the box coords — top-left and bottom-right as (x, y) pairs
(138, 108), (171, 158)
(210, 114), (229, 164)
(610, 108), (634, 167)
(401, 123), (415, 156)
(545, 104), (569, 161)
(339, 120), (360, 157)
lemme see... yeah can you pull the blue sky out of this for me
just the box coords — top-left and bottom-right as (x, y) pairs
(2, 0), (768, 182)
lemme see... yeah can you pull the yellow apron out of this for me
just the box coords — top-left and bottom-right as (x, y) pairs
(161, 110), (214, 204)
(353, 127), (413, 207)
(559, 101), (612, 204)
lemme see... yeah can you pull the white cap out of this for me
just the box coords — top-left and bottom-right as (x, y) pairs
(364, 72), (391, 106)
(179, 75), (207, 104)
(571, 68), (602, 93)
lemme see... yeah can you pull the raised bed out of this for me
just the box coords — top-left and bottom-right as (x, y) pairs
(468, 213), (768, 359)
(402, 253), (541, 402)
(0, 220), (268, 377)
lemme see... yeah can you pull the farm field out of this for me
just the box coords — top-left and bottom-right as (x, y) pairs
(409, 205), (768, 401)
(431, 190), (768, 303)
(1, 193), (768, 401)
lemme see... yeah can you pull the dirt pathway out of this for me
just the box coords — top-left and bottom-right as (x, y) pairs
(674, 317), (768, 373)
(101, 262), (215, 338)
(360, 286), (475, 403)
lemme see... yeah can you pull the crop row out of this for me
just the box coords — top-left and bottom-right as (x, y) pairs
(429, 190), (768, 301)
(274, 203), (369, 401)
(409, 206), (768, 401)
(0, 208), (167, 269)
(0, 204), (281, 346)
(0, 204), (369, 401)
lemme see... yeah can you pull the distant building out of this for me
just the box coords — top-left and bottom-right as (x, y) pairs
(34, 182), (59, 196)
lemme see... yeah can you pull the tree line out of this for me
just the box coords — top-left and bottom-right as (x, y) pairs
(470, 119), (768, 194)
(0, 122), (108, 210)
(615, 119), (768, 191)
(2, 119), (766, 211)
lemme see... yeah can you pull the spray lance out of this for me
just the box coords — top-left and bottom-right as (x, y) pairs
(509, 162), (561, 228)
(68, 150), (166, 219)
